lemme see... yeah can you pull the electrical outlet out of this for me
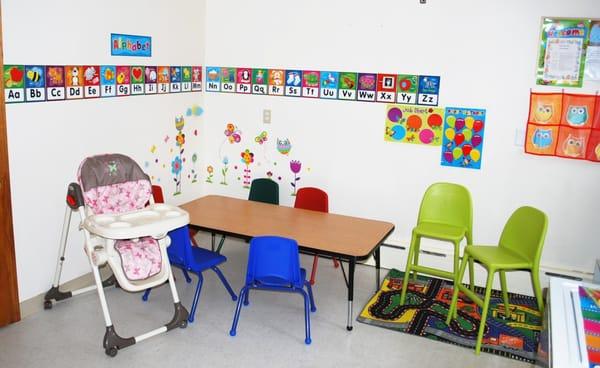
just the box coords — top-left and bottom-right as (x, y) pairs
(263, 109), (271, 124)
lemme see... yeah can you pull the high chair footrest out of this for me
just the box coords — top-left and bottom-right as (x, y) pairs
(166, 302), (189, 330)
(103, 325), (135, 357)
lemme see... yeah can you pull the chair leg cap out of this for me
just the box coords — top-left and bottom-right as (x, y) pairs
(229, 330), (236, 337)
(231, 296), (238, 301)
(310, 307), (317, 312)
(243, 301), (249, 306)
(305, 338), (311, 345)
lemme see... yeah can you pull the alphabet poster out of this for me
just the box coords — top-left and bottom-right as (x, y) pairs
(205, 66), (440, 106)
(3, 64), (202, 104)
(440, 107), (486, 170)
(384, 104), (444, 146)
(525, 91), (600, 162)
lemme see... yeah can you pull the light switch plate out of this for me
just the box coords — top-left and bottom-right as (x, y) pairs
(263, 109), (271, 124)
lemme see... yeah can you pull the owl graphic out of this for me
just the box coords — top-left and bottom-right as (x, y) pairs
(532, 128), (553, 149)
(562, 134), (585, 157)
(566, 105), (588, 126)
(534, 103), (553, 123)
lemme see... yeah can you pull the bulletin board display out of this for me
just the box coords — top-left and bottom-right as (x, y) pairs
(205, 66), (441, 106)
(525, 91), (600, 162)
(3, 65), (202, 103)
(536, 18), (594, 87)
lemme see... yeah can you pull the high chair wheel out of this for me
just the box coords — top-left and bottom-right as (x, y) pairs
(43, 300), (53, 310)
(105, 347), (118, 357)
(179, 320), (188, 329)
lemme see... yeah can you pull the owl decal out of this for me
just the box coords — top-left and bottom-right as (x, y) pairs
(532, 128), (553, 149)
(534, 103), (553, 123)
(566, 105), (588, 126)
(562, 134), (585, 157)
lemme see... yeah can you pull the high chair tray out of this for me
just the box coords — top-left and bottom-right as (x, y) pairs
(83, 204), (190, 239)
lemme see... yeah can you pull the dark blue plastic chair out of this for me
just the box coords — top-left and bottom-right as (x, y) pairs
(142, 225), (237, 323)
(229, 236), (316, 344)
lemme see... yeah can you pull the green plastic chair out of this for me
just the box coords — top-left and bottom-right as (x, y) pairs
(400, 182), (474, 306)
(248, 178), (279, 205)
(445, 206), (548, 355)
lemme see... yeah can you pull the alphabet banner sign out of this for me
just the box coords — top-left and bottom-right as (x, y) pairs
(205, 66), (440, 106)
(111, 33), (152, 57)
(3, 65), (202, 103)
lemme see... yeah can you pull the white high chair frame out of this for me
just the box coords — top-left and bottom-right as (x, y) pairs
(44, 154), (190, 357)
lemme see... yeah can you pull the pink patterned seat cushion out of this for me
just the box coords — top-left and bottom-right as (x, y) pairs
(115, 237), (162, 281)
(82, 179), (152, 215)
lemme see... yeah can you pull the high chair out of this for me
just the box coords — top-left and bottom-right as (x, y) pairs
(44, 153), (190, 356)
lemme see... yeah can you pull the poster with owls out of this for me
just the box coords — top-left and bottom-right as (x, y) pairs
(525, 91), (600, 162)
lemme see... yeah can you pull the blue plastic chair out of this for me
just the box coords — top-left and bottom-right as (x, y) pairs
(142, 225), (237, 323)
(229, 236), (317, 344)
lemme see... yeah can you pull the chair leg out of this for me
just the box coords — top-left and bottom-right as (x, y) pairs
(452, 240), (460, 286)
(446, 253), (470, 325)
(468, 257), (475, 291)
(230, 286), (249, 336)
(475, 271), (495, 355)
(188, 273), (204, 323)
(305, 281), (317, 312)
(243, 288), (250, 306)
(531, 268), (544, 314)
(211, 266), (238, 301)
(310, 255), (319, 285)
(142, 288), (151, 301)
(400, 232), (419, 305)
(300, 289), (312, 345)
(499, 271), (511, 318)
(182, 269), (192, 283)
(412, 235), (421, 281)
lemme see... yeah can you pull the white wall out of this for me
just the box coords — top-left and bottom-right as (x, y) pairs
(3, 0), (207, 301)
(201, 0), (600, 294)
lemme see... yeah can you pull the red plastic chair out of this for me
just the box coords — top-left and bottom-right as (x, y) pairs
(294, 187), (339, 285)
(152, 185), (199, 246)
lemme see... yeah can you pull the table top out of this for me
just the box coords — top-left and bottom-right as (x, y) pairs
(180, 195), (395, 260)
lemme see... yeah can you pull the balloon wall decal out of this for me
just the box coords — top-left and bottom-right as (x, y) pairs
(440, 107), (486, 170)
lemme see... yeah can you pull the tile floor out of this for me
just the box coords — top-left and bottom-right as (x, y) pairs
(0, 234), (534, 368)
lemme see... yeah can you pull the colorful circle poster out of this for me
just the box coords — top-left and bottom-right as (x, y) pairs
(440, 107), (486, 170)
(384, 104), (444, 146)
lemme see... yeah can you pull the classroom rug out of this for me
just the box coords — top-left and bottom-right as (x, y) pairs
(357, 269), (542, 363)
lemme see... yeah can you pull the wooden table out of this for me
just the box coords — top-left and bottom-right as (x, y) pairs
(181, 195), (395, 330)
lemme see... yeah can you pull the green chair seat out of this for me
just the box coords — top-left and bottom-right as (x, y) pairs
(464, 245), (531, 270)
(400, 183), (474, 306)
(414, 222), (467, 242)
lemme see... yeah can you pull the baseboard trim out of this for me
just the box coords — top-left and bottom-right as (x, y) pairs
(20, 272), (96, 319)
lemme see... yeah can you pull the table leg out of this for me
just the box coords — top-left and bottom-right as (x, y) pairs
(375, 246), (381, 290)
(347, 258), (355, 331)
(211, 232), (215, 252)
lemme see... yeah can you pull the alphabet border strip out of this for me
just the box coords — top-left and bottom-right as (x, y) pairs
(3, 65), (202, 103)
(205, 66), (441, 106)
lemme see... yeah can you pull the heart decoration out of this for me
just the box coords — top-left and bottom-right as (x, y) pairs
(132, 67), (143, 80)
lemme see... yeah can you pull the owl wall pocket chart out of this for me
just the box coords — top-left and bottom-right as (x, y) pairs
(525, 91), (600, 162)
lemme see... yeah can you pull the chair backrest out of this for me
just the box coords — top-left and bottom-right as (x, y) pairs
(417, 182), (473, 236)
(77, 153), (151, 215)
(152, 185), (165, 204)
(248, 178), (279, 205)
(498, 206), (548, 265)
(166, 225), (194, 267)
(294, 187), (329, 213)
(246, 236), (302, 287)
